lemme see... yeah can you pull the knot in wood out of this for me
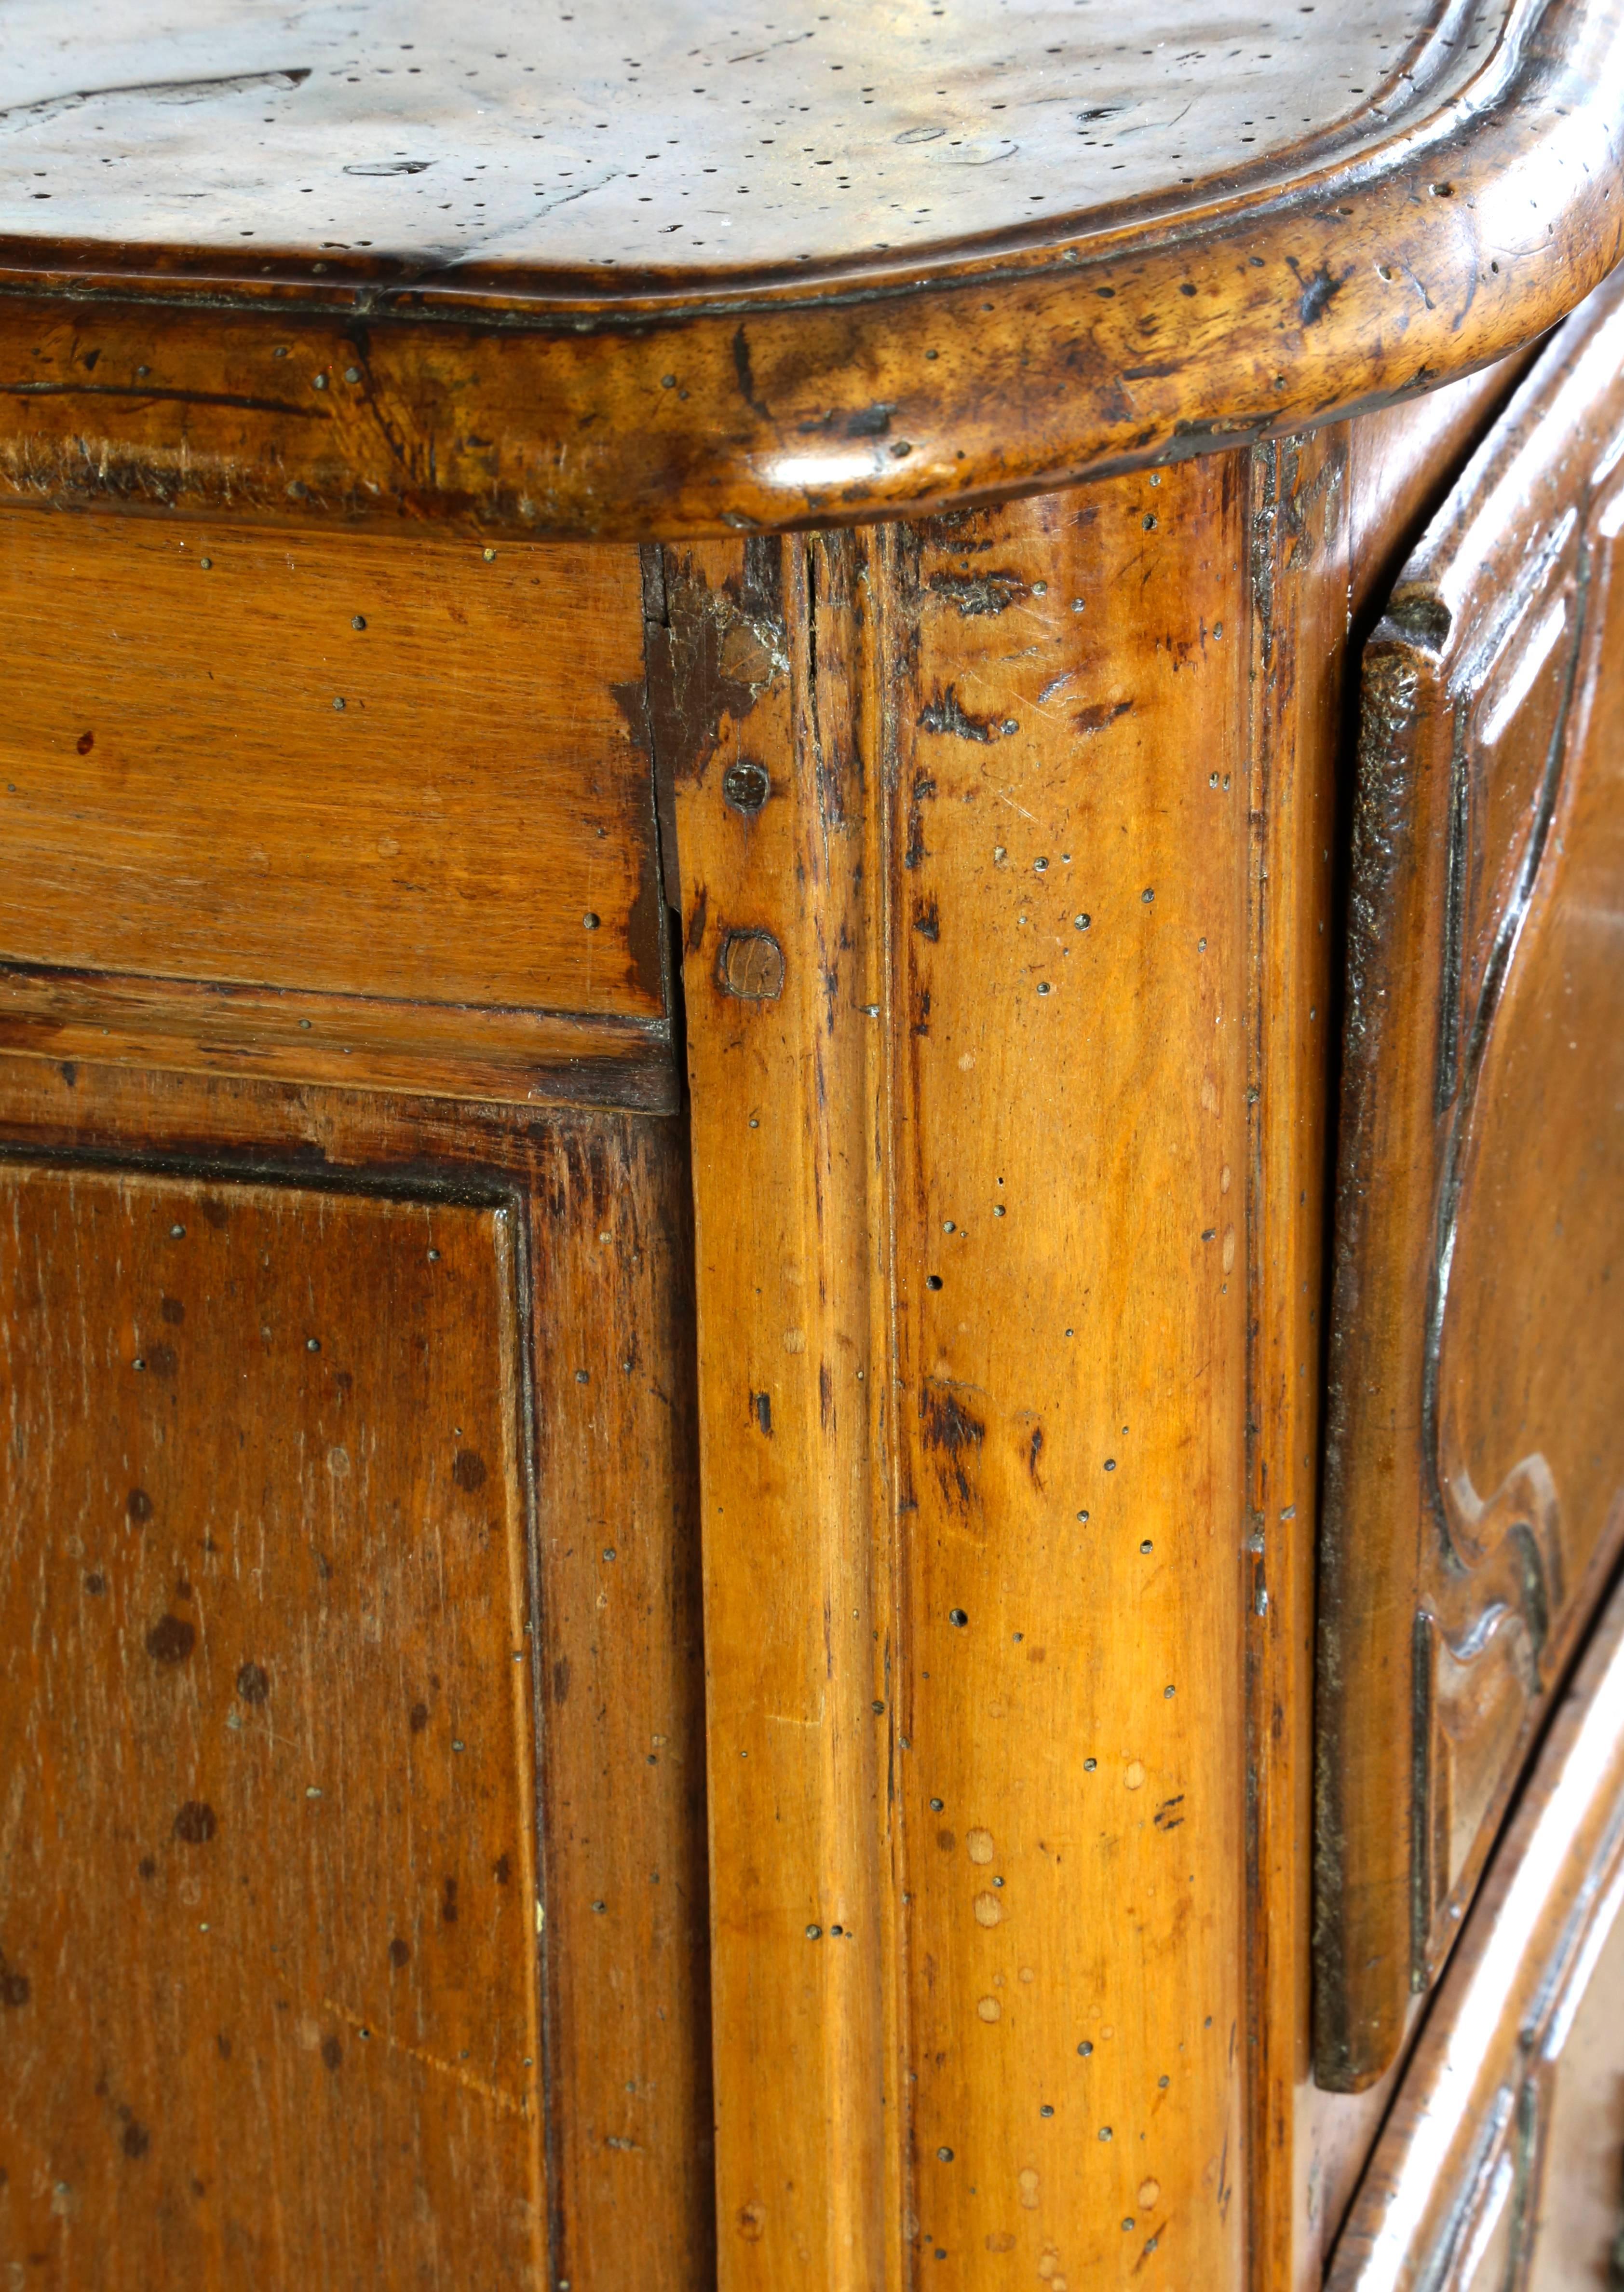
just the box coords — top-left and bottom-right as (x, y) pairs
(718, 929), (785, 1002)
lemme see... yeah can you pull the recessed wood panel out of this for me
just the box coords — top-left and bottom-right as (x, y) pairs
(1316, 268), (1624, 2091)
(0, 510), (669, 1107)
(0, 1065), (712, 2292)
(0, 1163), (544, 2286)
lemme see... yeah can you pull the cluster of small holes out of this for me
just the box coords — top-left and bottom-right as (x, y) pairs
(2, 1), (1506, 274)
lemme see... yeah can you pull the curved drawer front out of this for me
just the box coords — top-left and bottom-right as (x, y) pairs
(1316, 268), (1624, 2093)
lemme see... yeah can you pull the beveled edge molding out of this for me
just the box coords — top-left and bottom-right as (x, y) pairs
(0, 965), (678, 1115)
(1327, 1564), (1624, 2291)
(0, 0), (1617, 539)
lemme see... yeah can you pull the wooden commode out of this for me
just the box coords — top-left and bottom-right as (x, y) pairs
(0, 4), (1623, 2287)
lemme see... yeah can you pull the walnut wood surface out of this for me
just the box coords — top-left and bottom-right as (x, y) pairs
(670, 471), (1258, 2290)
(1328, 1567), (1624, 2290)
(0, 51), (1611, 2254)
(644, 344), (1539, 2292)
(0, 1072), (710, 2292)
(1316, 263), (1624, 2092)
(0, 0), (1616, 537)
(0, 509), (672, 1111)
(0, 1167), (545, 2285)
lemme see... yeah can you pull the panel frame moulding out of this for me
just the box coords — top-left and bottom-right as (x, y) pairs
(0, 1078), (713, 2292)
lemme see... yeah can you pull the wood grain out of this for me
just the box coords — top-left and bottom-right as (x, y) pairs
(670, 462), (1256, 2287)
(0, 1165), (542, 2286)
(0, 2), (1615, 537)
(1329, 1568), (1624, 2289)
(0, 1075), (710, 2292)
(665, 526), (894, 2292)
(524, 1119), (714, 2292)
(665, 353), (1540, 2292)
(891, 475), (1253, 2292)
(1316, 263), (1624, 2092)
(0, 508), (669, 1109)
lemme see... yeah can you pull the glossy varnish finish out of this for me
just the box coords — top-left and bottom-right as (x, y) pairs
(0, 513), (671, 1110)
(0, 2), (1617, 536)
(0, 1073), (711, 2292)
(1316, 268), (1624, 2093)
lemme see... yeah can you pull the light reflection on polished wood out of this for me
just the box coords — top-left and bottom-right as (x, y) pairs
(0, 2), (1616, 537)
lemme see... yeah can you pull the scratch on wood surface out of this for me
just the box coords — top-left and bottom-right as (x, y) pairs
(320, 1997), (532, 2120)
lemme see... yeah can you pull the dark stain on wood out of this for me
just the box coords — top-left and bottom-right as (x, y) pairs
(918, 687), (1006, 743)
(1074, 699), (1134, 736)
(920, 1380), (985, 1509)
(172, 1801), (218, 1845)
(144, 1614), (195, 1664)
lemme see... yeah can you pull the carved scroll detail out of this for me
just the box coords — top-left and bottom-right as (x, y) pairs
(1407, 532), (1596, 1990)
(1415, 1444), (1562, 1983)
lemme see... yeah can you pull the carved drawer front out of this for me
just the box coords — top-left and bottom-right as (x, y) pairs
(1316, 267), (1624, 2092)
(0, 513), (670, 1110)
(1329, 1569), (1624, 2291)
